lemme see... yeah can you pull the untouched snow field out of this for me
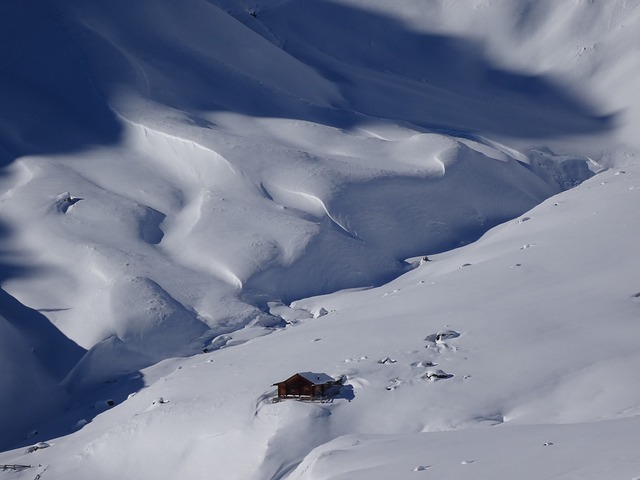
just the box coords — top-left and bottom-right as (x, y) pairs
(1, 0), (640, 478)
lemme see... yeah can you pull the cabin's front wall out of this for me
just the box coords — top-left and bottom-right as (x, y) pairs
(278, 375), (323, 398)
(289, 375), (312, 397)
(275, 373), (335, 400)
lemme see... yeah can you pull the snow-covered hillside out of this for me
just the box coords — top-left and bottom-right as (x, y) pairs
(1, 0), (639, 478)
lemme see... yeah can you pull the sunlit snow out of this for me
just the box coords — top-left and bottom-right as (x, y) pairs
(1, 0), (639, 479)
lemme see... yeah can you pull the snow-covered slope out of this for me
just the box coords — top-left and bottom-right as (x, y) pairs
(1, 0), (639, 478)
(3, 165), (640, 480)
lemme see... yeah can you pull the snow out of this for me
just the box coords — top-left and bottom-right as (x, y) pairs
(1, 0), (640, 479)
(295, 372), (336, 385)
(288, 417), (640, 480)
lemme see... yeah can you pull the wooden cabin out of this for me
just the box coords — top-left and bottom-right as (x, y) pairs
(273, 372), (337, 400)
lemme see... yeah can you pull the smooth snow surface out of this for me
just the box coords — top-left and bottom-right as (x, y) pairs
(1, 0), (640, 479)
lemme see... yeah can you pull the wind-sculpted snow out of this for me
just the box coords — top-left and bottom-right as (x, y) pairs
(1, 0), (640, 477)
(0, 1), (122, 164)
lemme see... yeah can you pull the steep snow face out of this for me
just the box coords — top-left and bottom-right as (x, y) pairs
(0, 312), (66, 445)
(244, 0), (614, 141)
(1, 0), (639, 475)
(0, 0), (609, 381)
(0, 290), (84, 449)
(269, 0), (638, 151)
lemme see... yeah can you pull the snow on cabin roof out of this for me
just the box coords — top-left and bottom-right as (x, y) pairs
(297, 372), (334, 385)
(273, 372), (335, 386)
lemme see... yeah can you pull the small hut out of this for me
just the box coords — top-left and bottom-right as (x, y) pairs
(273, 372), (337, 400)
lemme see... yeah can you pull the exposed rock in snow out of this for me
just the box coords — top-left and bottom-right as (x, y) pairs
(424, 369), (454, 380)
(25, 442), (50, 454)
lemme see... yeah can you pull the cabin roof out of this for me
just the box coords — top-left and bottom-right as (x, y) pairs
(297, 372), (334, 385)
(274, 372), (334, 386)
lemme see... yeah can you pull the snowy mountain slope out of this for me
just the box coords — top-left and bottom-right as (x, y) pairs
(0, 307), (75, 447)
(1, 0), (640, 478)
(0, 0), (606, 384)
(2, 165), (639, 480)
(240, 0), (614, 140)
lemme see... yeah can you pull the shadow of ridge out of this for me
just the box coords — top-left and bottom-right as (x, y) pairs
(0, 0), (613, 174)
(246, 0), (614, 139)
(5, 369), (145, 453)
(0, 0), (123, 170)
(3, 333), (149, 452)
(0, 286), (92, 453)
(0, 288), (85, 381)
